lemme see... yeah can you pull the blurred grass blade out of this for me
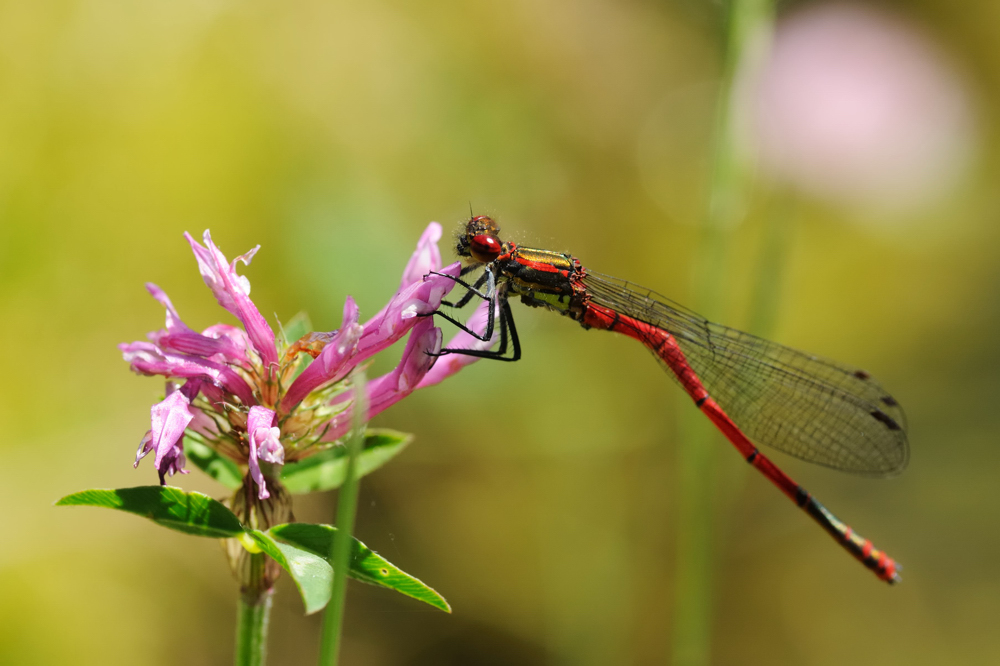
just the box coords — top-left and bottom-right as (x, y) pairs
(280, 429), (413, 494)
(270, 522), (451, 613)
(674, 0), (775, 663)
(56, 486), (244, 538)
(320, 369), (368, 666)
(248, 530), (332, 615)
(184, 436), (243, 490)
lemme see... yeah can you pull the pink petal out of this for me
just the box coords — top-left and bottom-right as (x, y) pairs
(321, 318), (443, 443)
(145, 283), (196, 337)
(144, 284), (245, 363)
(155, 331), (243, 360)
(120, 341), (256, 406)
(184, 231), (279, 371)
(280, 297), (364, 412)
(247, 406), (278, 499)
(386, 317), (442, 395)
(136, 390), (195, 484)
(198, 381), (228, 409)
(399, 222), (443, 288)
(187, 405), (220, 438)
(256, 428), (284, 465)
(134, 430), (154, 467)
(355, 261), (459, 362)
(201, 324), (252, 368)
(417, 299), (498, 388)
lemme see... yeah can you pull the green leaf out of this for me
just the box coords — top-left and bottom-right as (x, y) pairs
(280, 312), (316, 379)
(184, 437), (242, 490)
(248, 530), (332, 615)
(281, 429), (413, 494)
(281, 311), (313, 345)
(269, 522), (450, 613)
(56, 486), (244, 538)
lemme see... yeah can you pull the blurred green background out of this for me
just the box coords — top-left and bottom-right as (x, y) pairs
(3, 0), (999, 664)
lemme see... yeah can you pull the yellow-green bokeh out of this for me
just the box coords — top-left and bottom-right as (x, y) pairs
(2, 1), (999, 664)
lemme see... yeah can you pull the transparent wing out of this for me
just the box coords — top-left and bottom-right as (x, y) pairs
(583, 272), (908, 476)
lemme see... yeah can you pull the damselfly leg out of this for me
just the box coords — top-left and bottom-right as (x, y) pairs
(440, 269), (490, 309)
(422, 269), (521, 361)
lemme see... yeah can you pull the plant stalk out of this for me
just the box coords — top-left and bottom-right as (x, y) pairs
(318, 371), (369, 666)
(672, 1), (774, 664)
(235, 554), (274, 666)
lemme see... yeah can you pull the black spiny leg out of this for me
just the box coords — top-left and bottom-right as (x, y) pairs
(440, 270), (490, 309)
(421, 269), (497, 342)
(422, 266), (522, 362)
(434, 298), (521, 362)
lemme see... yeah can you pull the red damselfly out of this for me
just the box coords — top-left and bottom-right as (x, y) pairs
(428, 215), (907, 584)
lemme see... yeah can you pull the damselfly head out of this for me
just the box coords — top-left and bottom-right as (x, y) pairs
(457, 215), (504, 264)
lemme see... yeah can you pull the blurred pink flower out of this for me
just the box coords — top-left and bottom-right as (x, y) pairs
(747, 2), (973, 213)
(121, 223), (488, 498)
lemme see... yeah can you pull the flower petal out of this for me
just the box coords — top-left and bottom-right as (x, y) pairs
(120, 341), (256, 406)
(184, 230), (279, 371)
(383, 316), (442, 395)
(201, 324), (252, 367)
(145, 283), (196, 336)
(137, 390), (195, 484)
(142, 284), (253, 367)
(416, 299), (498, 388)
(399, 222), (443, 288)
(280, 297), (363, 412)
(321, 318), (443, 443)
(355, 261), (459, 362)
(247, 406), (278, 499)
(134, 430), (154, 467)
(154, 331), (242, 361)
(256, 427), (284, 465)
(187, 405), (220, 439)
(155, 446), (188, 484)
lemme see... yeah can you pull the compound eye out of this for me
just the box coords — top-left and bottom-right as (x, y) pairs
(469, 234), (502, 263)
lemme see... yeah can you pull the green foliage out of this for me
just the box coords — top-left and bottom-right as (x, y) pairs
(280, 311), (315, 379)
(247, 530), (332, 615)
(281, 429), (413, 493)
(56, 486), (449, 613)
(270, 522), (450, 613)
(281, 311), (313, 345)
(55, 487), (243, 538)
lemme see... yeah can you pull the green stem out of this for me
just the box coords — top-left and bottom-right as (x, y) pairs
(318, 371), (369, 666)
(672, 1), (774, 664)
(235, 554), (273, 666)
(746, 193), (794, 337)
